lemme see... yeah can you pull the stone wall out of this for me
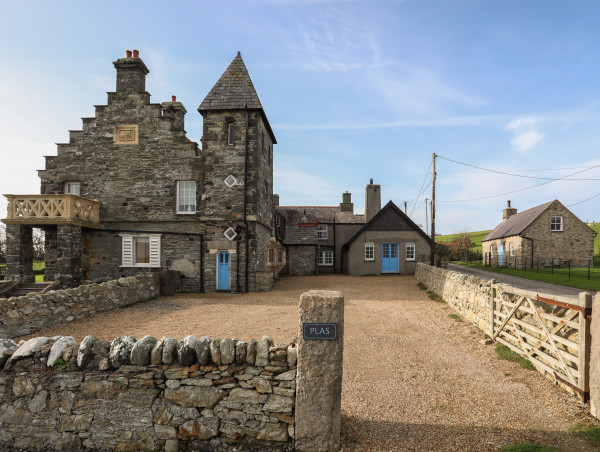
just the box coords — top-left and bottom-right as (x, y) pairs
(0, 275), (158, 339)
(288, 246), (316, 276)
(415, 262), (493, 335)
(0, 334), (296, 451)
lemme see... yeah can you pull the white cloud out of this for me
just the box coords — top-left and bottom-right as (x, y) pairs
(505, 116), (544, 152)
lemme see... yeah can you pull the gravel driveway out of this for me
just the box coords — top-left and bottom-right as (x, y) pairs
(20, 275), (598, 451)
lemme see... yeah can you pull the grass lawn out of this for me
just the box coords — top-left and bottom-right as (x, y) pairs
(458, 262), (600, 292)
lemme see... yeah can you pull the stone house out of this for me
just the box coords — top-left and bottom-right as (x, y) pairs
(3, 50), (275, 292)
(2, 51), (431, 291)
(275, 180), (431, 275)
(481, 200), (595, 268)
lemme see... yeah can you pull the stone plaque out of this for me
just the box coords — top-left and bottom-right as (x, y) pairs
(114, 125), (139, 144)
(302, 323), (337, 340)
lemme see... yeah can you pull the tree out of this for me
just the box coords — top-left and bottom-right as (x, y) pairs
(32, 228), (45, 261)
(447, 230), (474, 261)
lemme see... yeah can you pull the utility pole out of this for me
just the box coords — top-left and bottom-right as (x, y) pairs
(430, 153), (436, 266)
(425, 198), (429, 235)
(404, 201), (407, 214)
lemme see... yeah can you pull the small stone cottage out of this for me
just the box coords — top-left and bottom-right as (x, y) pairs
(481, 200), (595, 267)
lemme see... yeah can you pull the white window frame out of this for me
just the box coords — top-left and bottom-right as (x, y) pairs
(120, 234), (161, 268)
(406, 242), (415, 261)
(318, 250), (334, 266)
(490, 245), (494, 259)
(550, 215), (563, 232)
(177, 181), (196, 214)
(64, 182), (81, 196)
(317, 224), (328, 240)
(509, 242), (514, 257)
(276, 217), (281, 227)
(365, 242), (374, 261)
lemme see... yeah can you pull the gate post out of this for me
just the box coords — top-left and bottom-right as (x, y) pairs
(488, 279), (496, 337)
(296, 290), (344, 452)
(579, 292), (592, 402)
(590, 293), (600, 418)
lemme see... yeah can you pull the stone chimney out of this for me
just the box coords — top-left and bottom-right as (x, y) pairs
(503, 200), (517, 221)
(113, 49), (150, 94)
(340, 191), (353, 212)
(365, 178), (381, 222)
(161, 95), (187, 131)
(273, 194), (280, 207)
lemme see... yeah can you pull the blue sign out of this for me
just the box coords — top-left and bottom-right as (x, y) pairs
(303, 323), (337, 340)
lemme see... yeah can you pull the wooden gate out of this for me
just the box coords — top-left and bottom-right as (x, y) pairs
(490, 284), (592, 401)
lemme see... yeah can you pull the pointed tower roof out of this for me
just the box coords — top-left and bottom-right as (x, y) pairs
(199, 52), (276, 142)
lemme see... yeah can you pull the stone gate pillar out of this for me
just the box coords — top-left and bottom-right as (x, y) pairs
(5, 224), (34, 283)
(296, 290), (344, 452)
(56, 225), (83, 288)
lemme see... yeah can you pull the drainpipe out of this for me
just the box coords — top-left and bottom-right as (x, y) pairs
(243, 104), (249, 292)
(333, 218), (337, 274)
(520, 234), (533, 269)
(236, 226), (241, 292)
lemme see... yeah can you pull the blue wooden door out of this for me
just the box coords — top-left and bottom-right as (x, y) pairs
(217, 251), (230, 290)
(499, 245), (505, 266)
(381, 243), (399, 273)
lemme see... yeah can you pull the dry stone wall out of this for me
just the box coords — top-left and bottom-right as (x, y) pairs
(0, 275), (158, 339)
(0, 334), (296, 451)
(415, 262), (494, 335)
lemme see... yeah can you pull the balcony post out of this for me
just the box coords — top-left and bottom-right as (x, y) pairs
(5, 224), (34, 283)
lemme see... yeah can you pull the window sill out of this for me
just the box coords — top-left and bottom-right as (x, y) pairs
(318, 264), (334, 267)
(176, 212), (197, 215)
(365, 258), (375, 262)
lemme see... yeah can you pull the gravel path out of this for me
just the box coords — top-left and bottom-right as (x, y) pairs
(20, 275), (599, 451)
(447, 263), (594, 298)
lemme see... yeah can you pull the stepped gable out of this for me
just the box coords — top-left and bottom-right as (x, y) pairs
(198, 52), (276, 142)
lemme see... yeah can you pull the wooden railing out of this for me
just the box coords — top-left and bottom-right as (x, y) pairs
(490, 284), (592, 400)
(3, 195), (101, 227)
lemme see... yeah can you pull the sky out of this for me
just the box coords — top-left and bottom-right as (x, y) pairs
(1, 0), (599, 235)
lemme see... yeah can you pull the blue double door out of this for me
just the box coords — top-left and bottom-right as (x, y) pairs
(381, 243), (399, 273)
(217, 251), (231, 290)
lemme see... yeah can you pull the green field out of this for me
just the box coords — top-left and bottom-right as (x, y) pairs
(435, 230), (492, 253)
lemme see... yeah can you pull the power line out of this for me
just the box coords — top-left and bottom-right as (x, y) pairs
(409, 160), (433, 217)
(568, 192), (600, 207)
(437, 155), (600, 181)
(438, 163), (600, 203)
(441, 164), (599, 173)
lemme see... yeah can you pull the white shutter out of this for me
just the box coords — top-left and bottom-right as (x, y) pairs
(122, 236), (133, 267)
(149, 235), (161, 268)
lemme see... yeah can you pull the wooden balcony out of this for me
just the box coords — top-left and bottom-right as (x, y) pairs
(2, 195), (102, 228)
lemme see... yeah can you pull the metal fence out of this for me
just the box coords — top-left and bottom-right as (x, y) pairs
(454, 251), (600, 281)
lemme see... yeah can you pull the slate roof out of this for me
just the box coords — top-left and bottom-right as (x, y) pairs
(198, 52), (276, 143)
(342, 201), (431, 249)
(482, 201), (554, 242)
(283, 226), (318, 245)
(276, 206), (365, 224)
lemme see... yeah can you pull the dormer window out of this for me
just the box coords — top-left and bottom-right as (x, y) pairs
(64, 182), (80, 196)
(550, 216), (563, 231)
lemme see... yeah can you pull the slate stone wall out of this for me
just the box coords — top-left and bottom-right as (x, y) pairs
(0, 334), (296, 451)
(0, 275), (158, 339)
(288, 246), (316, 276)
(4, 225), (34, 283)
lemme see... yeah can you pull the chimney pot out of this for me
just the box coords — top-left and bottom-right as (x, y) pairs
(171, 95), (176, 102)
(507, 200), (511, 208)
(126, 50), (132, 58)
(370, 178), (373, 184)
(132, 49), (139, 58)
